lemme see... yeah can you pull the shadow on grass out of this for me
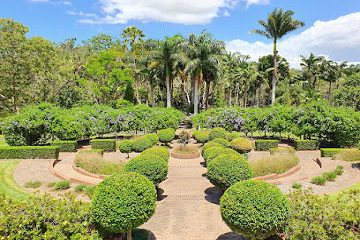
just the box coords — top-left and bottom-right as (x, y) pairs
(204, 186), (223, 205)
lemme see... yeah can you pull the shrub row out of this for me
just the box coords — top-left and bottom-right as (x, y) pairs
(320, 148), (345, 157)
(50, 140), (77, 152)
(119, 133), (159, 155)
(311, 166), (344, 185)
(192, 102), (360, 147)
(2, 103), (184, 146)
(255, 140), (279, 151)
(294, 140), (318, 150)
(90, 139), (116, 152)
(0, 146), (60, 159)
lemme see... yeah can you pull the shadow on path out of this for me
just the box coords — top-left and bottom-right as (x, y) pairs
(156, 188), (167, 202)
(204, 186), (223, 205)
(216, 232), (246, 240)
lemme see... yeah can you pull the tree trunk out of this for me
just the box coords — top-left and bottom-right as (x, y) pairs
(205, 81), (210, 110)
(166, 75), (171, 108)
(127, 230), (132, 240)
(150, 80), (156, 107)
(194, 76), (199, 114)
(328, 81), (332, 95)
(271, 41), (278, 105)
(228, 87), (232, 106)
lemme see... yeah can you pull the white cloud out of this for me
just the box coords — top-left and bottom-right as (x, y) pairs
(226, 12), (360, 67)
(66, 11), (97, 18)
(29, 0), (49, 3)
(80, 0), (239, 25)
(244, 0), (270, 7)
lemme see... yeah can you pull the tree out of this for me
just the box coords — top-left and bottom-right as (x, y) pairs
(252, 9), (304, 105)
(300, 53), (324, 88)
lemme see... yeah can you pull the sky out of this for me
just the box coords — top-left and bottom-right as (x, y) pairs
(1, 0), (360, 67)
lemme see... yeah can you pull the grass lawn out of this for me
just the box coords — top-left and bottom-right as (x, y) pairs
(0, 160), (32, 200)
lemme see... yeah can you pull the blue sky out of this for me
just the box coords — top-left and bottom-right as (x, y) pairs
(2, 0), (360, 66)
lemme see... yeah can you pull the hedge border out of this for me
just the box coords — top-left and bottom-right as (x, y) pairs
(295, 140), (318, 151)
(50, 140), (77, 152)
(255, 140), (279, 151)
(0, 146), (60, 159)
(90, 139), (116, 152)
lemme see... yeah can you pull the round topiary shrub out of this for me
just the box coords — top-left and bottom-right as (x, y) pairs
(212, 138), (230, 147)
(146, 133), (159, 145)
(204, 147), (241, 164)
(220, 180), (290, 240)
(157, 128), (175, 145)
(203, 146), (225, 162)
(202, 141), (223, 155)
(193, 130), (210, 144)
(91, 172), (156, 238)
(226, 131), (242, 141)
(207, 154), (252, 190)
(119, 139), (133, 158)
(131, 137), (153, 152)
(141, 146), (170, 160)
(209, 128), (228, 141)
(230, 138), (253, 153)
(125, 154), (168, 185)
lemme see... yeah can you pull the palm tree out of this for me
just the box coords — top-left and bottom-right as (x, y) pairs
(122, 26), (145, 104)
(178, 32), (224, 114)
(300, 53), (323, 88)
(319, 59), (340, 96)
(252, 8), (304, 105)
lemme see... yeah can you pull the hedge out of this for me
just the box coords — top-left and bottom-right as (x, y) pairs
(157, 128), (175, 144)
(255, 140), (279, 151)
(50, 140), (77, 152)
(0, 146), (60, 159)
(203, 147), (240, 164)
(90, 139), (116, 152)
(230, 138), (253, 154)
(131, 136), (154, 152)
(295, 140), (318, 151)
(320, 148), (344, 157)
(192, 130), (210, 144)
(209, 128), (228, 141)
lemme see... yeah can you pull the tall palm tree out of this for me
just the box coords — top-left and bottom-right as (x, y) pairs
(179, 32), (224, 114)
(300, 53), (323, 88)
(252, 8), (304, 105)
(320, 59), (340, 96)
(122, 26), (145, 104)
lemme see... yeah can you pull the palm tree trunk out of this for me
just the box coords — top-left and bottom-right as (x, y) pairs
(271, 41), (278, 105)
(205, 81), (210, 110)
(166, 75), (171, 108)
(127, 230), (132, 240)
(194, 74), (200, 114)
(228, 86), (232, 106)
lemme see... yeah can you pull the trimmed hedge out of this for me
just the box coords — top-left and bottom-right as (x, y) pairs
(220, 180), (290, 240)
(226, 132), (242, 141)
(212, 138), (230, 147)
(207, 154), (252, 190)
(230, 138), (253, 154)
(157, 128), (175, 144)
(90, 139), (116, 152)
(131, 136), (153, 153)
(141, 146), (170, 160)
(295, 140), (318, 151)
(320, 148), (344, 157)
(255, 140), (279, 151)
(203, 147), (240, 164)
(209, 128), (228, 141)
(0, 146), (60, 159)
(202, 141), (223, 155)
(118, 140), (133, 157)
(50, 140), (77, 152)
(192, 130), (210, 144)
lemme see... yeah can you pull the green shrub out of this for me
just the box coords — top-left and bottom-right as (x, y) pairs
(0, 194), (100, 238)
(226, 131), (242, 141)
(270, 147), (296, 155)
(24, 180), (41, 189)
(202, 141), (223, 155)
(91, 173), (156, 236)
(0, 146), (60, 159)
(192, 130), (210, 143)
(285, 189), (360, 239)
(333, 149), (360, 162)
(311, 176), (326, 185)
(50, 140), (77, 152)
(209, 127), (228, 141)
(250, 153), (300, 177)
(178, 131), (191, 145)
(207, 154), (252, 190)
(90, 139), (116, 152)
(230, 138), (253, 154)
(146, 133), (159, 145)
(323, 171), (338, 181)
(205, 148), (240, 164)
(125, 154), (168, 185)
(75, 185), (97, 198)
(320, 148), (344, 157)
(118, 139), (133, 157)
(335, 165), (344, 175)
(221, 180), (290, 240)
(141, 146), (170, 160)
(294, 140), (318, 150)
(157, 128), (175, 144)
(255, 140), (279, 151)
(131, 136), (153, 152)
(212, 138), (230, 147)
(52, 180), (70, 190)
(292, 183), (302, 189)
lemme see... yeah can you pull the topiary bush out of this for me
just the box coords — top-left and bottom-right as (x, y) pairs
(212, 138), (230, 147)
(230, 138), (253, 153)
(157, 128), (175, 145)
(118, 139), (133, 158)
(203, 147), (240, 164)
(91, 139), (116, 152)
(192, 130), (210, 144)
(91, 173), (156, 238)
(125, 154), (169, 185)
(0, 146), (60, 159)
(50, 140), (77, 152)
(131, 136), (153, 153)
(141, 146), (170, 160)
(226, 131), (242, 141)
(294, 140), (318, 151)
(202, 141), (223, 155)
(207, 154), (252, 190)
(209, 128), (228, 141)
(255, 140), (279, 151)
(146, 133), (159, 145)
(220, 180), (290, 240)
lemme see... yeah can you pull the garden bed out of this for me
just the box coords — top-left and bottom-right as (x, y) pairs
(171, 146), (200, 159)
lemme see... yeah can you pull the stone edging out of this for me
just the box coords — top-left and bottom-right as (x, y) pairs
(253, 165), (302, 181)
(72, 164), (106, 179)
(171, 152), (201, 159)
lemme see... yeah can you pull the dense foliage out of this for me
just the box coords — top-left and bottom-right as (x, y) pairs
(192, 102), (360, 147)
(2, 104), (184, 146)
(255, 140), (279, 151)
(0, 146), (59, 159)
(90, 139), (116, 152)
(230, 138), (253, 153)
(157, 128), (176, 144)
(91, 173), (156, 234)
(220, 180), (290, 240)
(50, 140), (77, 152)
